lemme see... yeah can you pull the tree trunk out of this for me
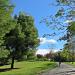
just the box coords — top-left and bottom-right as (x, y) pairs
(11, 56), (15, 69)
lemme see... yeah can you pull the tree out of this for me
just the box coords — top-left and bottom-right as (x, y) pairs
(45, 50), (54, 60)
(26, 49), (36, 60)
(3, 13), (39, 69)
(37, 54), (43, 59)
(55, 0), (75, 63)
(0, 47), (10, 65)
(0, 0), (15, 45)
(67, 22), (75, 63)
(40, 0), (75, 62)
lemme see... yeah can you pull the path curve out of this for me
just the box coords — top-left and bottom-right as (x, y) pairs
(39, 63), (75, 75)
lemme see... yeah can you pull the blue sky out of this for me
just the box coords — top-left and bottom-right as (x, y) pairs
(12, 0), (66, 51)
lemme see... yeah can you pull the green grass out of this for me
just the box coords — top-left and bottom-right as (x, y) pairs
(66, 62), (75, 67)
(0, 61), (57, 75)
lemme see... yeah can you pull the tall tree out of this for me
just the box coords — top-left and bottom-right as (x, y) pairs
(4, 13), (39, 69)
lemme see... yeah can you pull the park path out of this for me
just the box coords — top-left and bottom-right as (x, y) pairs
(39, 63), (75, 75)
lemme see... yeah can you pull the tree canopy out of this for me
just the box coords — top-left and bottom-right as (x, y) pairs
(3, 13), (39, 69)
(0, 0), (15, 45)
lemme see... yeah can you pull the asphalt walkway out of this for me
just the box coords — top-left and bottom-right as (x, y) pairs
(39, 63), (75, 75)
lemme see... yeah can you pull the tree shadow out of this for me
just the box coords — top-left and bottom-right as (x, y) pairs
(46, 63), (52, 66)
(36, 66), (43, 69)
(0, 68), (19, 72)
(56, 70), (75, 74)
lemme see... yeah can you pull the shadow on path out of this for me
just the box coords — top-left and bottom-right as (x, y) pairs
(56, 69), (75, 74)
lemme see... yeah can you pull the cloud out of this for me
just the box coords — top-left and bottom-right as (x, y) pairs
(36, 49), (59, 56)
(64, 20), (73, 23)
(39, 37), (57, 44)
(53, 49), (59, 52)
(47, 39), (57, 44)
(36, 49), (50, 56)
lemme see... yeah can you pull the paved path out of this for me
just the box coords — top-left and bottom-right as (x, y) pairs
(39, 63), (75, 75)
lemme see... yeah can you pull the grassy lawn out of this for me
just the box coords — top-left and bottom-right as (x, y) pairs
(0, 61), (57, 75)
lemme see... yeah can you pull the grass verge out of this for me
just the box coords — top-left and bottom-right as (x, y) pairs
(65, 62), (75, 67)
(0, 61), (57, 75)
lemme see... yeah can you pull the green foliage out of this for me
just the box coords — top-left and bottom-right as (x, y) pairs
(0, 47), (10, 65)
(69, 10), (75, 16)
(68, 22), (75, 35)
(0, 0), (16, 66)
(0, 0), (39, 68)
(60, 50), (69, 61)
(37, 54), (43, 59)
(0, 49), (9, 58)
(0, 0), (14, 45)
(58, 0), (69, 4)
(55, 8), (64, 17)
(55, 0), (75, 62)
(17, 13), (39, 49)
(3, 13), (39, 68)
(27, 50), (36, 60)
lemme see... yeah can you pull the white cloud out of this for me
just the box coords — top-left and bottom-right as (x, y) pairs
(36, 49), (50, 56)
(47, 39), (57, 44)
(36, 49), (59, 56)
(64, 20), (73, 23)
(53, 49), (59, 52)
(39, 37), (57, 44)
(39, 37), (46, 44)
